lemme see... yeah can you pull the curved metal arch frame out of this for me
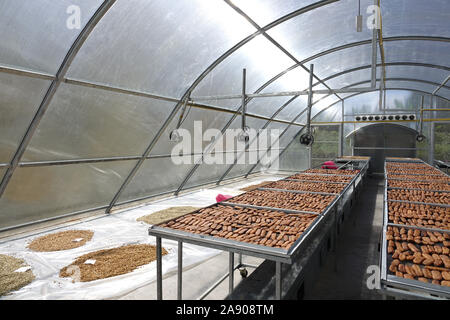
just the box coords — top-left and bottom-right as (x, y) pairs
(173, 35), (450, 195)
(253, 87), (450, 175)
(174, 62), (450, 194)
(106, 0), (341, 210)
(186, 40), (450, 190)
(231, 36), (450, 101)
(0, 0), (117, 198)
(319, 63), (450, 87)
(219, 77), (449, 182)
(1, 0), (448, 216)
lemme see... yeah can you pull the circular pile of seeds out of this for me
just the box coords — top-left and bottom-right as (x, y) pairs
(266, 180), (345, 194)
(0, 254), (35, 296)
(60, 244), (168, 282)
(137, 206), (201, 225)
(228, 190), (335, 213)
(27, 230), (94, 252)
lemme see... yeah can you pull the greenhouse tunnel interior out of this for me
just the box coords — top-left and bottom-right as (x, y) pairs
(0, 0), (449, 301)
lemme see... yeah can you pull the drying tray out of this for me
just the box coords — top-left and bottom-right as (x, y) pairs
(149, 162), (367, 265)
(381, 159), (450, 299)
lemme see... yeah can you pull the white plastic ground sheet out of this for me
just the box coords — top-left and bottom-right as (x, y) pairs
(0, 175), (284, 300)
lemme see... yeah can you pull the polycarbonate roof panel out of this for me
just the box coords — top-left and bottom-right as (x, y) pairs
(382, 66), (448, 87)
(193, 35), (294, 97)
(0, 160), (137, 229)
(383, 41), (450, 67)
(246, 95), (295, 119)
(314, 104), (341, 122)
(343, 90), (428, 115)
(0, 0), (102, 74)
(381, 0), (450, 38)
(150, 106), (235, 156)
(221, 153), (258, 181)
(259, 67), (311, 93)
(67, 0), (256, 98)
(266, 0), (372, 62)
(0, 73), (50, 163)
(274, 96), (308, 121)
(117, 158), (194, 203)
(278, 125), (303, 148)
(307, 44), (373, 80)
(322, 68), (374, 89)
(22, 83), (176, 161)
(385, 80), (439, 95)
(230, 0), (319, 26)
(437, 88), (450, 100)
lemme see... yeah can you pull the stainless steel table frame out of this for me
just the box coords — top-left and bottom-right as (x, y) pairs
(149, 160), (369, 300)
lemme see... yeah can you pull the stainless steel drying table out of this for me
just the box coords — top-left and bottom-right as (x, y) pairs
(380, 159), (450, 299)
(148, 161), (369, 300)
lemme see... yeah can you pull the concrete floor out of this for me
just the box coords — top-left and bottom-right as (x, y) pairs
(306, 175), (384, 299)
(116, 252), (264, 300)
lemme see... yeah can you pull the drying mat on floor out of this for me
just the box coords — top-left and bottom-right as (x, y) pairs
(239, 181), (274, 192)
(60, 244), (167, 282)
(137, 206), (201, 225)
(0, 254), (35, 296)
(27, 230), (94, 252)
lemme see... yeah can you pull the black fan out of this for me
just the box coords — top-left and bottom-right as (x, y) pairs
(299, 133), (314, 146)
(416, 134), (425, 142)
(375, 116), (380, 120)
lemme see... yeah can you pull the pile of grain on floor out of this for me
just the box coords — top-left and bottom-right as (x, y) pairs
(0, 254), (35, 296)
(59, 244), (167, 282)
(137, 206), (200, 225)
(240, 181), (274, 192)
(27, 230), (94, 252)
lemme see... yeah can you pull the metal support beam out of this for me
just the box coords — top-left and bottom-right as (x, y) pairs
(229, 252), (234, 294)
(0, 0), (117, 199)
(432, 75), (450, 95)
(275, 261), (282, 300)
(217, 95), (299, 185)
(177, 241), (183, 300)
(429, 98), (435, 165)
(156, 236), (163, 300)
(306, 64), (314, 134)
(241, 68), (247, 130)
(371, 0), (378, 88)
